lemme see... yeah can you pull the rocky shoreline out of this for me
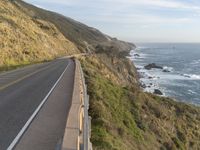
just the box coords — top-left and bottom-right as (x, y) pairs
(132, 52), (174, 96)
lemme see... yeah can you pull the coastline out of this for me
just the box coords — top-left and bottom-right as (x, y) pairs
(129, 44), (200, 106)
(128, 48), (165, 95)
(83, 50), (200, 150)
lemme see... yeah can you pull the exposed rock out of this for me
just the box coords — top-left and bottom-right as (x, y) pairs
(136, 67), (141, 70)
(154, 89), (163, 95)
(182, 74), (191, 78)
(140, 82), (146, 88)
(144, 63), (163, 70)
(134, 54), (140, 57)
(163, 69), (170, 72)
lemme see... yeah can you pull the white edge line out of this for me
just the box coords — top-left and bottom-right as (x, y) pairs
(7, 61), (71, 150)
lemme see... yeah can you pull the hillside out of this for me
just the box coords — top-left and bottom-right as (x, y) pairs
(81, 50), (200, 150)
(0, 0), (134, 70)
(13, 0), (135, 53)
(1, 0), (200, 150)
(0, 0), (79, 70)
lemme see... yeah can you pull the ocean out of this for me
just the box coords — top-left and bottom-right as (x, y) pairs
(130, 43), (200, 105)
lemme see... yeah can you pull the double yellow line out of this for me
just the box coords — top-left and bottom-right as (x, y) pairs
(0, 65), (52, 91)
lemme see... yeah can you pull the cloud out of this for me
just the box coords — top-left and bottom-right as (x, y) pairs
(26, 0), (200, 15)
(25, 0), (200, 25)
(26, 0), (82, 7)
(103, 0), (200, 10)
(25, 0), (200, 42)
(82, 13), (192, 25)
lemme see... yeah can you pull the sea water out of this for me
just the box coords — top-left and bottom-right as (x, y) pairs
(130, 43), (200, 105)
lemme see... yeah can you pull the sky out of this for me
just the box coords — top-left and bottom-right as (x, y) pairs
(24, 0), (200, 43)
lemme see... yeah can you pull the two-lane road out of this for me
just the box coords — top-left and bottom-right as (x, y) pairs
(0, 58), (75, 150)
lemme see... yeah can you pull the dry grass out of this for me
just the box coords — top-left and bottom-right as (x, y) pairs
(0, 0), (79, 69)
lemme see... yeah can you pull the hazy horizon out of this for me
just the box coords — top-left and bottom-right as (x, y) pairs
(25, 0), (200, 43)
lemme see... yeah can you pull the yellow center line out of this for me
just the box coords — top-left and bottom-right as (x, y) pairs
(0, 65), (52, 91)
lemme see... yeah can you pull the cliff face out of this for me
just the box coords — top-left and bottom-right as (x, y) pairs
(1, 1), (200, 150)
(81, 49), (200, 150)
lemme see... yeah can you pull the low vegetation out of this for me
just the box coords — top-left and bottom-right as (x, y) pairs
(1, 0), (200, 149)
(0, 0), (78, 70)
(81, 53), (200, 150)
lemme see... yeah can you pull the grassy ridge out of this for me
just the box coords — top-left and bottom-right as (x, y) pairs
(1, 0), (200, 149)
(81, 55), (200, 150)
(0, 0), (78, 70)
(1, 0), (134, 71)
(81, 56), (142, 150)
(13, 0), (135, 53)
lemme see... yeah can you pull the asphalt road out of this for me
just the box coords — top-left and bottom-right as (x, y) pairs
(0, 58), (75, 150)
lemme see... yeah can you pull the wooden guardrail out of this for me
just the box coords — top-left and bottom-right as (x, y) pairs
(61, 59), (92, 150)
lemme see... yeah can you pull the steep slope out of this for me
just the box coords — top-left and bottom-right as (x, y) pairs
(13, 0), (135, 52)
(0, 0), (78, 70)
(0, 0), (135, 71)
(81, 50), (200, 150)
(1, 0), (200, 150)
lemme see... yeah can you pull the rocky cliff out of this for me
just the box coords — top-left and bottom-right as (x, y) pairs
(1, 1), (200, 150)
(81, 47), (200, 150)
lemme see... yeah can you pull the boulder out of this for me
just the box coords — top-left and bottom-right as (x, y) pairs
(154, 89), (163, 95)
(140, 82), (146, 88)
(136, 67), (141, 70)
(144, 63), (163, 70)
(163, 69), (170, 72)
(134, 54), (140, 57)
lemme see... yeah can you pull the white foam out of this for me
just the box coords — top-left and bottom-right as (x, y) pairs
(163, 66), (174, 72)
(190, 59), (200, 65)
(182, 74), (200, 80)
(129, 53), (148, 60)
(130, 50), (135, 55)
(188, 89), (196, 94)
(133, 47), (146, 51)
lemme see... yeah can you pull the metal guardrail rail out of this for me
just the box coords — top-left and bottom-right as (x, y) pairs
(61, 59), (92, 150)
(78, 61), (92, 150)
